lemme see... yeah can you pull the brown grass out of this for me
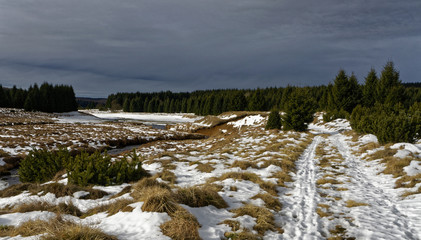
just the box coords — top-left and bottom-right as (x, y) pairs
(220, 220), (240, 231)
(0, 216), (117, 239)
(160, 208), (201, 240)
(231, 204), (278, 235)
(381, 157), (412, 178)
(82, 198), (135, 218)
(251, 193), (282, 211)
(1, 201), (82, 217)
(210, 172), (278, 196)
(110, 185), (132, 199)
(156, 169), (177, 185)
(401, 186), (421, 198)
(396, 173), (421, 188)
(316, 177), (343, 185)
(224, 229), (261, 240)
(369, 147), (398, 161)
(191, 161), (215, 173)
(316, 207), (332, 218)
(272, 170), (293, 187)
(345, 200), (369, 208)
(175, 185), (228, 208)
(138, 186), (178, 215)
(31, 183), (108, 199)
(231, 160), (258, 170)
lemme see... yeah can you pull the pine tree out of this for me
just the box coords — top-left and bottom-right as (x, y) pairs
(377, 61), (401, 103)
(265, 110), (282, 130)
(362, 68), (378, 107)
(123, 98), (130, 112)
(332, 70), (361, 113)
(283, 90), (315, 132)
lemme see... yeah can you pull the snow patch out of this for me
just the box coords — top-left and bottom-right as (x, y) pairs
(228, 115), (265, 128)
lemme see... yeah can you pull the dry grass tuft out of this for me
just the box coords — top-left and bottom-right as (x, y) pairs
(175, 185), (228, 208)
(272, 171), (292, 187)
(31, 183), (108, 199)
(345, 200), (369, 208)
(316, 177), (343, 186)
(110, 185), (132, 199)
(328, 225), (356, 240)
(381, 157), (412, 178)
(0, 183), (32, 198)
(2, 201), (82, 217)
(369, 148), (398, 161)
(0, 216), (117, 239)
(82, 198), (135, 218)
(221, 220), (240, 231)
(138, 186), (178, 215)
(316, 204), (332, 218)
(160, 208), (201, 240)
(156, 169), (177, 185)
(190, 161), (215, 173)
(231, 204), (276, 235)
(395, 174), (421, 188)
(224, 229), (262, 240)
(231, 160), (258, 170)
(251, 193), (282, 211)
(401, 186), (421, 198)
(212, 172), (278, 196)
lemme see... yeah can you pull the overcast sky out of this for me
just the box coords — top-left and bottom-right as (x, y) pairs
(0, 0), (420, 97)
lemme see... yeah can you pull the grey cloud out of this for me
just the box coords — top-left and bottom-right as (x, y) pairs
(0, 0), (420, 97)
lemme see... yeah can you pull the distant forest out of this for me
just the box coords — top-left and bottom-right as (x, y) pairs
(0, 83), (78, 113)
(106, 61), (421, 143)
(106, 62), (420, 116)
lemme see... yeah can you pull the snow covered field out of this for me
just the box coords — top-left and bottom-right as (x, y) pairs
(0, 110), (420, 239)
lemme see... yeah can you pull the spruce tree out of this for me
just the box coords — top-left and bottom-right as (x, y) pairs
(362, 68), (378, 107)
(265, 110), (282, 130)
(377, 61), (401, 103)
(332, 70), (361, 113)
(123, 98), (130, 112)
(283, 90), (315, 132)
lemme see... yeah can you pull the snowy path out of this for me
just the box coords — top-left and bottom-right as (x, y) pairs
(282, 132), (420, 240)
(331, 134), (420, 240)
(282, 136), (324, 239)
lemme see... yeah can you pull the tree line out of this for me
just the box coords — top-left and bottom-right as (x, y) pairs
(0, 83), (78, 113)
(105, 61), (421, 143)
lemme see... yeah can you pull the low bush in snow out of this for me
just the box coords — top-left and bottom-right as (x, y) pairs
(19, 149), (149, 186)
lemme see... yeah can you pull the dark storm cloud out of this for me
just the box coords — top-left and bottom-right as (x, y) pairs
(0, 0), (420, 97)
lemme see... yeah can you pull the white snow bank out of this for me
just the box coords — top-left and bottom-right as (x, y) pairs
(391, 143), (421, 157)
(228, 115), (265, 128)
(81, 110), (201, 123)
(360, 134), (378, 144)
(0, 211), (56, 226)
(404, 160), (421, 176)
(54, 111), (103, 123)
(83, 202), (171, 240)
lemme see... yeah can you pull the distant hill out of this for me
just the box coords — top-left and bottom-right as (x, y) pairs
(76, 97), (107, 108)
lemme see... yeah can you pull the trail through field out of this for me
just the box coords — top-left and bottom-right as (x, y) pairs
(282, 131), (420, 240)
(282, 136), (324, 239)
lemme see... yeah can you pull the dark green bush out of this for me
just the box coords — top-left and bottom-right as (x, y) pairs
(19, 149), (148, 186)
(19, 148), (71, 183)
(67, 150), (149, 186)
(283, 90), (315, 132)
(265, 110), (282, 130)
(350, 103), (421, 144)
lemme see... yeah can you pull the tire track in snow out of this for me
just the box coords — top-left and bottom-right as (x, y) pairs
(331, 134), (420, 240)
(282, 136), (324, 240)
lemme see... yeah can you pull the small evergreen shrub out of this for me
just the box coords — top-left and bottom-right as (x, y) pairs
(19, 149), (148, 186)
(19, 148), (71, 183)
(265, 110), (282, 130)
(67, 150), (149, 186)
(283, 90), (315, 132)
(350, 103), (421, 144)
